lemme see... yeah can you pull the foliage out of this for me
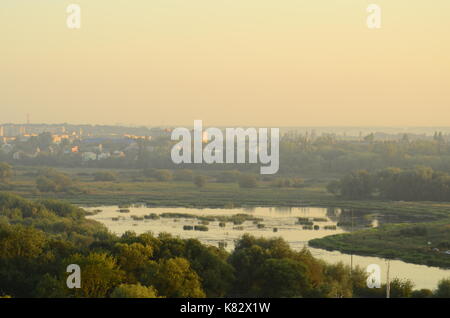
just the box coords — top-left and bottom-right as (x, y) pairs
(174, 169), (194, 182)
(93, 171), (117, 182)
(35, 168), (81, 193)
(146, 257), (205, 298)
(238, 174), (258, 188)
(193, 175), (207, 188)
(434, 278), (450, 298)
(328, 166), (450, 201)
(0, 193), (449, 298)
(143, 169), (173, 181)
(0, 163), (13, 183)
(63, 252), (125, 298)
(110, 283), (159, 298)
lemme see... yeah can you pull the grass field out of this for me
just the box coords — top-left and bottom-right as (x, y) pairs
(10, 166), (332, 207)
(310, 221), (450, 269)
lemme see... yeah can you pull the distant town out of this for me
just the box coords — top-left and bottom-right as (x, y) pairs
(1, 122), (450, 167)
(0, 123), (174, 164)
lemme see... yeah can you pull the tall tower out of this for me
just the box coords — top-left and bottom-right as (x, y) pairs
(27, 113), (30, 125)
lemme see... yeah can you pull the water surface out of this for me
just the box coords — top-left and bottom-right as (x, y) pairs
(86, 205), (450, 290)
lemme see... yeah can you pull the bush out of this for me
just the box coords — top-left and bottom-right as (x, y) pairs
(271, 177), (304, 188)
(434, 278), (450, 297)
(111, 283), (159, 298)
(238, 174), (258, 188)
(194, 225), (209, 231)
(0, 162), (13, 183)
(194, 175), (207, 188)
(174, 169), (194, 181)
(93, 171), (117, 182)
(217, 170), (241, 183)
(142, 169), (173, 181)
(36, 169), (79, 193)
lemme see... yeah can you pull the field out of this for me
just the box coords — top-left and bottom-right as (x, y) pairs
(9, 166), (333, 207)
(310, 221), (450, 269)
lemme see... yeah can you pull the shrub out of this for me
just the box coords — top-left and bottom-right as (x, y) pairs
(174, 169), (194, 181)
(217, 170), (241, 183)
(93, 171), (117, 182)
(238, 174), (258, 188)
(0, 162), (13, 183)
(111, 283), (159, 298)
(194, 175), (207, 188)
(143, 169), (173, 181)
(36, 169), (78, 193)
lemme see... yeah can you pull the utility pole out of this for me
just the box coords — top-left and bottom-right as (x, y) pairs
(385, 213), (391, 299)
(386, 259), (391, 298)
(350, 209), (354, 272)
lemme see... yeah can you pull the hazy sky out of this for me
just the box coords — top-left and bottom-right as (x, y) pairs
(1, 0), (449, 127)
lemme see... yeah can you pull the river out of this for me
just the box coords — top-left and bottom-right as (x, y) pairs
(86, 205), (450, 290)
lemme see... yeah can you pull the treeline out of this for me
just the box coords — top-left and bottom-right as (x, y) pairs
(4, 132), (450, 176)
(2, 193), (449, 298)
(327, 166), (450, 201)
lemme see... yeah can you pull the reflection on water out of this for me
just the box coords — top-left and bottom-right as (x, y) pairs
(86, 205), (450, 290)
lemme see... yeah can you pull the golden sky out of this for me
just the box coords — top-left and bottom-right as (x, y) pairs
(1, 0), (449, 126)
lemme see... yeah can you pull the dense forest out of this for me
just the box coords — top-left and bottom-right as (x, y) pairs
(327, 166), (450, 201)
(1, 192), (450, 298)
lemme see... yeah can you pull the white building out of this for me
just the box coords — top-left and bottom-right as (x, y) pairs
(82, 152), (97, 161)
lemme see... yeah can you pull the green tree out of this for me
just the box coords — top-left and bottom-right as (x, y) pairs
(114, 242), (153, 282)
(148, 257), (205, 298)
(434, 278), (450, 298)
(326, 180), (341, 196)
(93, 171), (117, 182)
(338, 170), (375, 199)
(193, 175), (207, 188)
(63, 252), (125, 298)
(0, 224), (46, 259)
(36, 169), (76, 193)
(411, 289), (433, 298)
(238, 174), (258, 188)
(110, 283), (159, 298)
(143, 169), (173, 181)
(229, 235), (313, 297)
(389, 278), (414, 298)
(183, 239), (235, 297)
(256, 258), (312, 297)
(0, 162), (13, 183)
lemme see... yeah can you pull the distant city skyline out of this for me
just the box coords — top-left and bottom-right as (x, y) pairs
(3, 122), (450, 139)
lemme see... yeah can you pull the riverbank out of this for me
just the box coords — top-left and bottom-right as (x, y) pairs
(309, 221), (450, 269)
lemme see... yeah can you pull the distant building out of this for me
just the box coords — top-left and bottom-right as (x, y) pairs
(13, 151), (24, 160)
(112, 150), (125, 158)
(98, 152), (111, 160)
(82, 152), (97, 161)
(1, 144), (13, 153)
